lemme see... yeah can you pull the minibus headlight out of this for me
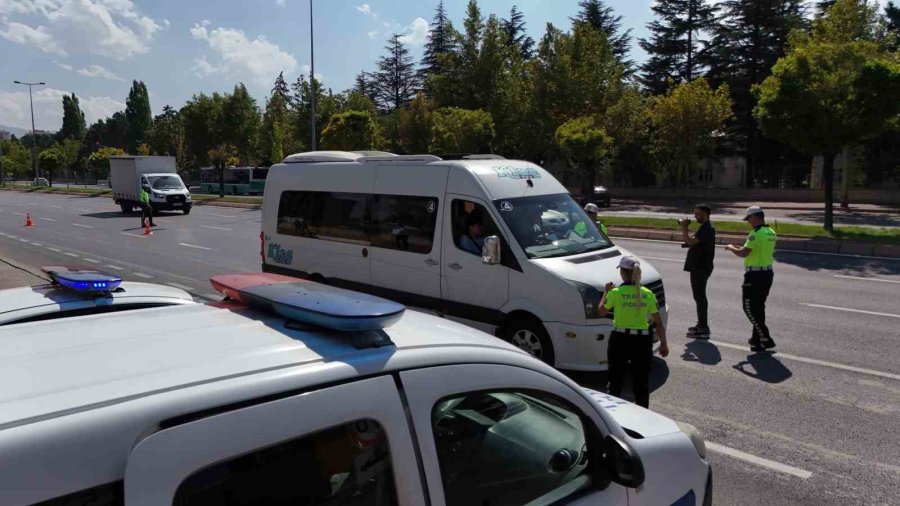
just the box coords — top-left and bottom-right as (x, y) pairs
(568, 280), (602, 319)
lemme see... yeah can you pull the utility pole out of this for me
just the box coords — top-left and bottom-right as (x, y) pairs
(310, 0), (317, 151)
(13, 80), (45, 182)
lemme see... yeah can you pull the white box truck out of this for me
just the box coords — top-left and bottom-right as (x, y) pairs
(110, 156), (192, 215)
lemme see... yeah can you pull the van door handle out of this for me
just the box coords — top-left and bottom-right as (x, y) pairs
(448, 262), (463, 270)
(425, 258), (439, 266)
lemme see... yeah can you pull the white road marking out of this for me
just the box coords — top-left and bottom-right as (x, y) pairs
(210, 213), (236, 218)
(800, 303), (900, 320)
(706, 442), (813, 479)
(46, 247), (61, 252)
(200, 225), (232, 231)
(179, 242), (212, 251)
(17, 238), (29, 243)
(13, 212), (26, 216)
(641, 255), (682, 263)
(711, 340), (900, 381)
(82, 258), (101, 264)
(121, 232), (147, 239)
(167, 282), (194, 291)
(71, 223), (94, 228)
(49, 205), (61, 209)
(834, 274), (900, 284)
(133, 272), (154, 279)
(105, 265), (124, 270)
(64, 252), (79, 258)
(73, 208), (93, 212)
(39, 217), (56, 221)
(30, 242), (41, 246)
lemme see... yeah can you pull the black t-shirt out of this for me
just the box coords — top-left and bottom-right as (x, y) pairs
(684, 221), (715, 272)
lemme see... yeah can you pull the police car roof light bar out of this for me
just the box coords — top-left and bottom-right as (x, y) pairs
(209, 273), (406, 332)
(41, 266), (123, 294)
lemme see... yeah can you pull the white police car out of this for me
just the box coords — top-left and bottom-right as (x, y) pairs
(0, 270), (710, 506)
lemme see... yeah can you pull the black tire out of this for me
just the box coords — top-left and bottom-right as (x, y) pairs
(501, 316), (555, 366)
(182, 206), (191, 215)
(120, 203), (132, 214)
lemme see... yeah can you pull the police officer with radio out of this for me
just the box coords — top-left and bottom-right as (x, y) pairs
(139, 184), (156, 228)
(726, 206), (777, 351)
(598, 256), (668, 408)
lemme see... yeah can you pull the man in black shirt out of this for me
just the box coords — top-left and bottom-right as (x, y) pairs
(680, 204), (715, 339)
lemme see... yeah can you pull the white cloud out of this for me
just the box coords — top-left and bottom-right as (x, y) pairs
(398, 17), (428, 46)
(0, 21), (66, 54)
(0, 87), (124, 131)
(367, 30), (378, 39)
(190, 23), (298, 88)
(356, 4), (376, 18)
(76, 64), (124, 81)
(276, 0), (285, 6)
(54, 60), (73, 70)
(0, 0), (162, 60)
(300, 64), (323, 81)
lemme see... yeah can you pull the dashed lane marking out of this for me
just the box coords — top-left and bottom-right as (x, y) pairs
(82, 258), (101, 264)
(133, 273), (153, 279)
(800, 303), (900, 320)
(105, 265), (124, 270)
(711, 340), (900, 381)
(13, 212), (26, 216)
(121, 232), (147, 239)
(30, 242), (41, 246)
(46, 247), (61, 253)
(179, 243), (212, 251)
(64, 252), (79, 258)
(706, 442), (813, 479)
(834, 274), (900, 284)
(72, 223), (94, 229)
(166, 282), (194, 291)
(200, 225), (232, 231)
(39, 217), (56, 222)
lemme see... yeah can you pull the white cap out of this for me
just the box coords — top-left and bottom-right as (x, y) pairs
(584, 203), (600, 213)
(743, 205), (764, 221)
(618, 256), (639, 270)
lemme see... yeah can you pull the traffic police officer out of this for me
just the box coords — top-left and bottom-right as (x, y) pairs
(139, 184), (156, 228)
(598, 256), (668, 408)
(579, 203), (609, 235)
(726, 206), (777, 351)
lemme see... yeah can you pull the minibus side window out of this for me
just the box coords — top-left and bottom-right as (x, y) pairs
(371, 195), (439, 254)
(277, 191), (372, 245)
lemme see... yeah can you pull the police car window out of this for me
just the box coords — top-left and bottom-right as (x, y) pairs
(432, 390), (594, 506)
(371, 195), (439, 254)
(278, 191), (373, 246)
(174, 419), (397, 506)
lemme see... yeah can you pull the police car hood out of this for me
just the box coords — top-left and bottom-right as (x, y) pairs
(531, 246), (663, 289)
(582, 387), (681, 438)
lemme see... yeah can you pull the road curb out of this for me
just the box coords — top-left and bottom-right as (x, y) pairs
(609, 228), (900, 260)
(0, 256), (50, 285)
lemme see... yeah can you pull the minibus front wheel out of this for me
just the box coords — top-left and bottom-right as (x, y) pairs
(502, 316), (555, 366)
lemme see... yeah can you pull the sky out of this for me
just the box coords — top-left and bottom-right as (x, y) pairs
(0, 0), (885, 133)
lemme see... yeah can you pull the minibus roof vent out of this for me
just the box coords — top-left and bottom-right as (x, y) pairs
(439, 154), (506, 160)
(283, 151), (371, 163)
(359, 155), (443, 163)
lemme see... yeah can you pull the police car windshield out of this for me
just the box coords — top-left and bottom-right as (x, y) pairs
(147, 175), (184, 190)
(493, 194), (613, 259)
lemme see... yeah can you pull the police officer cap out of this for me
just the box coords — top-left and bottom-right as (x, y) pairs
(584, 203), (600, 213)
(618, 256), (639, 270)
(743, 205), (764, 221)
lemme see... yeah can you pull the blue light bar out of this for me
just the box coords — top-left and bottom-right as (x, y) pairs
(42, 266), (122, 294)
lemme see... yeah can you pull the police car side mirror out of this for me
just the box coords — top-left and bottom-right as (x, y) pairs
(482, 236), (501, 265)
(602, 434), (645, 488)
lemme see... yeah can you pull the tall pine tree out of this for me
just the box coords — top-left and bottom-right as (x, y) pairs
(58, 93), (86, 141)
(420, 1), (458, 82)
(125, 80), (152, 154)
(571, 0), (634, 72)
(502, 5), (535, 60)
(639, 0), (717, 94)
(705, 0), (807, 186)
(374, 34), (420, 111)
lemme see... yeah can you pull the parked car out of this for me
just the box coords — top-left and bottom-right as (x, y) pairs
(32, 177), (49, 187)
(593, 185), (612, 206)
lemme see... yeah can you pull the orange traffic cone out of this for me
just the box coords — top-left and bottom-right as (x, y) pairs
(143, 219), (152, 236)
(25, 213), (33, 227)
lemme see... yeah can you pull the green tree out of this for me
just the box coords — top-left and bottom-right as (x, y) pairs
(88, 147), (126, 179)
(420, 0), (459, 86)
(58, 93), (86, 141)
(0, 139), (32, 180)
(753, 2), (900, 231)
(555, 116), (613, 197)
(502, 5), (535, 59)
(321, 110), (381, 150)
(259, 91), (291, 165)
(57, 139), (81, 180)
(207, 144), (239, 197)
(38, 148), (61, 184)
(639, 0), (718, 94)
(430, 107), (495, 154)
(125, 80), (152, 154)
(374, 34), (420, 111)
(222, 83), (260, 165)
(398, 93), (433, 154)
(571, 0), (633, 72)
(180, 92), (226, 168)
(648, 77), (733, 188)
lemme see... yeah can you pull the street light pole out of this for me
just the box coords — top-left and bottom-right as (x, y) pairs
(309, 0), (316, 151)
(13, 80), (45, 182)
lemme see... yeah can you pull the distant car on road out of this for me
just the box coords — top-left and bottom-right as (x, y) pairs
(593, 185), (612, 207)
(32, 177), (49, 187)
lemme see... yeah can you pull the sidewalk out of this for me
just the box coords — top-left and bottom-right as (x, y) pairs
(616, 199), (899, 214)
(0, 257), (47, 290)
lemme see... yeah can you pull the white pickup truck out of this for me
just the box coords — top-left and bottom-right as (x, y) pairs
(110, 155), (192, 215)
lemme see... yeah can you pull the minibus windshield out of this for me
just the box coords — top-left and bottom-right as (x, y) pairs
(493, 194), (613, 259)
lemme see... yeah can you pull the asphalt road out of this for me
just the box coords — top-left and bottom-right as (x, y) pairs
(1, 191), (899, 505)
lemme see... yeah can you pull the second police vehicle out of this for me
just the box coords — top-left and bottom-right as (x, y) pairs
(261, 151), (667, 370)
(0, 268), (710, 505)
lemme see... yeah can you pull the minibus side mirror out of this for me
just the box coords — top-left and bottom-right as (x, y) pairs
(482, 236), (501, 265)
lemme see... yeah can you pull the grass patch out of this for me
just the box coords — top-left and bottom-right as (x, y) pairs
(192, 194), (261, 205)
(1, 184), (111, 195)
(600, 215), (900, 244)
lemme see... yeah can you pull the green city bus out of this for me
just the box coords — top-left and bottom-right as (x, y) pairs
(200, 167), (268, 195)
